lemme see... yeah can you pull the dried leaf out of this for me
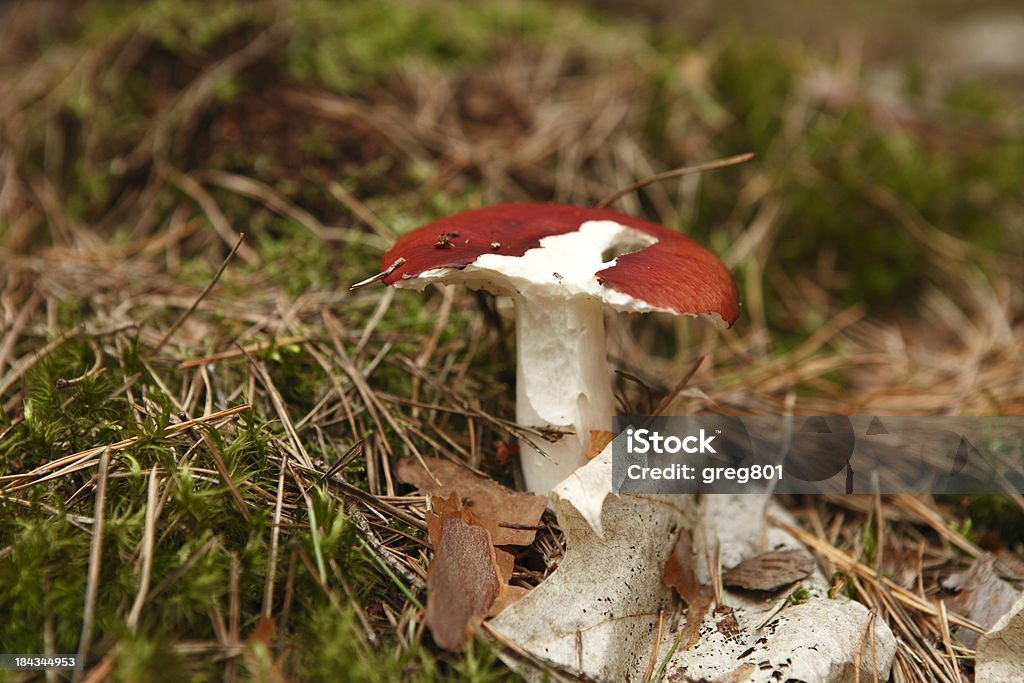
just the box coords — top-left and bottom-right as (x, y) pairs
(714, 604), (741, 640)
(425, 490), (463, 543)
(490, 547), (527, 615)
(243, 616), (289, 683)
(549, 437), (617, 537)
(398, 457), (546, 545)
(945, 555), (1021, 647)
(722, 549), (814, 592)
(670, 595), (896, 682)
(976, 594), (1024, 683)
(490, 463), (694, 680)
(679, 595), (713, 650)
(490, 584), (529, 617)
(586, 430), (614, 460)
(491, 449), (896, 682)
(494, 440), (518, 465)
(662, 528), (701, 604)
(425, 493), (503, 651)
(493, 545), (515, 585)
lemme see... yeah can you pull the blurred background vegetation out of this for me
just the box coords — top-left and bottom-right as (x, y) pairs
(4, 0), (1022, 316)
(1, 0), (1022, 680)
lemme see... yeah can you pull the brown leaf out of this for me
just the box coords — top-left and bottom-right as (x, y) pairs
(662, 528), (701, 604)
(945, 555), (1021, 648)
(425, 493), (504, 651)
(668, 556), (742, 650)
(243, 616), (289, 682)
(489, 547), (528, 616)
(425, 490), (463, 544)
(586, 430), (614, 460)
(722, 549), (814, 592)
(714, 604), (742, 640)
(246, 615), (276, 646)
(679, 594), (713, 650)
(494, 440), (518, 465)
(490, 584), (529, 617)
(494, 546), (515, 584)
(398, 457), (547, 545)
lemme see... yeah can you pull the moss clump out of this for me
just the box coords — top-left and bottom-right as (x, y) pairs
(962, 495), (1024, 549)
(283, 0), (554, 93)
(697, 37), (1024, 317)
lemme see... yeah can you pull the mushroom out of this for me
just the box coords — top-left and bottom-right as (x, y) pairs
(374, 202), (739, 494)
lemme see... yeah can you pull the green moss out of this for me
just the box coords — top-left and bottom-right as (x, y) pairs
(251, 220), (333, 296)
(945, 79), (1015, 119)
(113, 637), (194, 683)
(962, 495), (1024, 548)
(697, 37), (1024, 316)
(84, 0), (262, 51)
(19, 343), (131, 469)
(711, 40), (800, 152)
(0, 514), (92, 653)
(786, 586), (811, 606)
(284, 0), (555, 93)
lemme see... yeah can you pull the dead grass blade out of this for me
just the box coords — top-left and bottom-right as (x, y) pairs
(73, 447), (110, 682)
(126, 467), (161, 634)
(596, 152), (755, 209)
(0, 404), (251, 490)
(778, 519), (984, 633)
(152, 232), (245, 354)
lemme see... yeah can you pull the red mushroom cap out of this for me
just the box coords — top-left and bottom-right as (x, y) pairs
(381, 202), (740, 326)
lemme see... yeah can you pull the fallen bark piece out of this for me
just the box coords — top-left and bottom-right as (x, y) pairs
(398, 457), (547, 545)
(425, 493), (504, 651)
(722, 549), (814, 592)
(944, 554), (1020, 648)
(976, 594), (1024, 683)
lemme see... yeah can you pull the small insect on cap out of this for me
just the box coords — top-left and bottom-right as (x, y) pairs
(379, 202), (740, 326)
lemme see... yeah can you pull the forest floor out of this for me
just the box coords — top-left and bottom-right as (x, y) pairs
(1, 1), (1023, 681)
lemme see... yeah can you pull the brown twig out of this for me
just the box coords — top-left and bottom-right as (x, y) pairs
(152, 233), (245, 354)
(0, 404), (251, 490)
(653, 356), (705, 416)
(0, 323), (83, 399)
(178, 335), (307, 369)
(349, 257), (405, 291)
(596, 152), (755, 209)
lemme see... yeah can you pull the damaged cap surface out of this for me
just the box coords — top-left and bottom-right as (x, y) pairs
(381, 202), (740, 326)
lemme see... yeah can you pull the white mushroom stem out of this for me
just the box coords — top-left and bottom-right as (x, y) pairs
(514, 293), (614, 494)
